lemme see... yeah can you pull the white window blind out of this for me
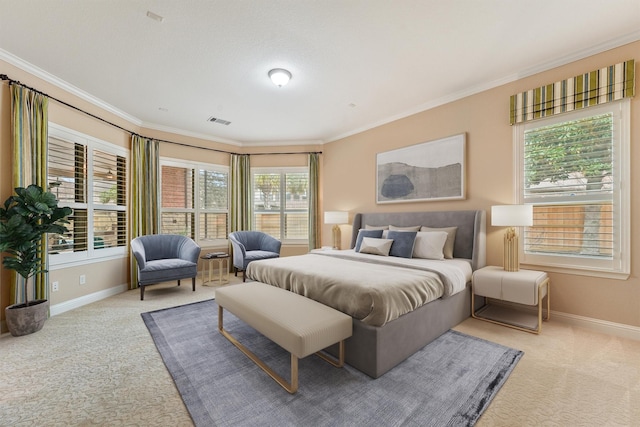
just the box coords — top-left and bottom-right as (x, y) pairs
(252, 168), (308, 242)
(516, 100), (629, 277)
(48, 124), (128, 262)
(160, 161), (229, 245)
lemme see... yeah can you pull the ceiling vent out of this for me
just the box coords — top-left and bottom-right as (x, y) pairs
(207, 116), (231, 126)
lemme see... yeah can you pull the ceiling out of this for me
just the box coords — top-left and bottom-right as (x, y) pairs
(1, 1), (639, 146)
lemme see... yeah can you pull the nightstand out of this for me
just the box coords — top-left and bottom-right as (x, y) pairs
(471, 266), (550, 334)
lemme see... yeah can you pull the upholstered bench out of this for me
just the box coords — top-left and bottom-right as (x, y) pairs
(215, 282), (353, 393)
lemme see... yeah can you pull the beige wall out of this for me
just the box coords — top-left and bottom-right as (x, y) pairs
(322, 41), (640, 327)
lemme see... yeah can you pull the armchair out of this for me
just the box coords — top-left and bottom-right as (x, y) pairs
(229, 231), (281, 281)
(130, 234), (201, 300)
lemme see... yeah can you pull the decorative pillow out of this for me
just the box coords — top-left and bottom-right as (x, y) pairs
(387, 230), (418, 258)
(354, 229), (384, 252)
(420, 226), (458, 259)
(389, 225), (421, 232)
(359, 237), (393, 256)
(413, 231), (448, 260)
(364, 224), (389, 230)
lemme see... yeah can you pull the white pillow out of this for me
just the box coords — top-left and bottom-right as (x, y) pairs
(412, 231), (448, 260)
(359, 237), (393, 256)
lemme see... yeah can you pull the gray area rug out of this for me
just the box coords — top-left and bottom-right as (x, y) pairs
(142, 299), (523, 427)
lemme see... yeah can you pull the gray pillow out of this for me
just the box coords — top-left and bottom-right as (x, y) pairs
(420, 226), (458, 259)
(387, 230), (417, 258)
(355, 229), (384, 252)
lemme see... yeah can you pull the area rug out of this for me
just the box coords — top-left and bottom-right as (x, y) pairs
(142, 299), (523, 427)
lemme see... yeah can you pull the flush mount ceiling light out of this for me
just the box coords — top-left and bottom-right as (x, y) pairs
(268, 68), (292, 87)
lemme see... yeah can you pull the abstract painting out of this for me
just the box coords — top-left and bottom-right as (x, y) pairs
(376, 133), (466, 203)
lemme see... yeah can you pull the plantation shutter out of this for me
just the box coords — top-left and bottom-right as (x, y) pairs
(198, 169), (229, 241)
(161, 165), (194, 237)
(523, 112), (614, 259)
(48, 137), (87, 253)
(284, 171), (309, 240)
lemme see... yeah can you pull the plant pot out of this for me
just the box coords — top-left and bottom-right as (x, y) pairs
(5, 299), (49, 337)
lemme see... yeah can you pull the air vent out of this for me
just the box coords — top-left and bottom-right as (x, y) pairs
(207, 116), (231, 126)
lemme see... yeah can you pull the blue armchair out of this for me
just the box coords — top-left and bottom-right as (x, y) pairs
(130, 234), (201, 300)
(229, 231), (281, 282)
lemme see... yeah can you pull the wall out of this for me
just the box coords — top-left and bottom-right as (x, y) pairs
(321, 41), (639, 327)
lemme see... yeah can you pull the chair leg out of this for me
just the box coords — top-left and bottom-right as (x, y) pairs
(177, 279), (181, 287)
(234, 268), (238, 277)
(140, 285), (144, 301)
(242, 271), (246, 282)
(192, 277), (196, 292)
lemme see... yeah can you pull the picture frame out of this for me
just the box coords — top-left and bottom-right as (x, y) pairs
(376, 133), (466, 204)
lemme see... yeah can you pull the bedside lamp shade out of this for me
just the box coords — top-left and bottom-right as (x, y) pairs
(324, 211), (349, 249)
(491, 205), (533, 272)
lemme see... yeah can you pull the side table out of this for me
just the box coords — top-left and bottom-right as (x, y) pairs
(201, 254), (230, 286)
(471, 266), (550, 334)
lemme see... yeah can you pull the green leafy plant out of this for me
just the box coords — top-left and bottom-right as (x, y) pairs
(0, 185), (72, 306)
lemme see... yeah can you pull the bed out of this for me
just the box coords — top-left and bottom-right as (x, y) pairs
(246, 210), (486, 378)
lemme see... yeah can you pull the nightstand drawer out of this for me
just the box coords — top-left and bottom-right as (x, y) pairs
(473, 266), (548, 305)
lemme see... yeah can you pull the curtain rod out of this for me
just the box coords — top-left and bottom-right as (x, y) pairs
(0, 74), (322, 156)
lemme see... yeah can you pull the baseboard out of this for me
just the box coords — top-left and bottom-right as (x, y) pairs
(487, 299), (640, 341)
(50, 284), (128, 316)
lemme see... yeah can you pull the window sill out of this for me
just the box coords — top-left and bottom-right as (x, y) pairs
(520, 263), (629, 280)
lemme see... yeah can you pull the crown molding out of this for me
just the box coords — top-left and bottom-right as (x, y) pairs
(0, 48), (143, 127)
(327, 30), (640, 143)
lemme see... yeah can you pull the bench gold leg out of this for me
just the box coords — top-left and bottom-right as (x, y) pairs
(315, 340), (345, 368)
(218, 306), (299, 393)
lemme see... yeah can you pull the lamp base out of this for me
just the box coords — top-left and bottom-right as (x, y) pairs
(332, 225), (341, 250)
(503, 227), (520, 272)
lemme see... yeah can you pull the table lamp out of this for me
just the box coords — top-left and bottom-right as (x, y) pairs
(324, 211), (349, 249)
(491, 205), (533, 272)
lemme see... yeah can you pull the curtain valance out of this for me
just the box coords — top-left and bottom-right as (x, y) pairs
(510, 59), (634, 125)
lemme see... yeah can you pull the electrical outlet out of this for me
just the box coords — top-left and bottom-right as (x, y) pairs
(79, 274), (86, 285)
(52, 281), (59, 292)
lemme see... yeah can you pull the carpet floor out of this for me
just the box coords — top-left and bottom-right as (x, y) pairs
(142, 299), (523, 426)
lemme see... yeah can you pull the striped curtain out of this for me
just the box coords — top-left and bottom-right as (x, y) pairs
(129, 135), (159, 289)
(510, 59), (635, 124)
(229, 154), (251, 233)
(307, 153), (320, 250)
(9, 84), (49, 304)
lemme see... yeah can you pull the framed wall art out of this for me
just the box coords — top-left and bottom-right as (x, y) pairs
(376, 133), (466, 204)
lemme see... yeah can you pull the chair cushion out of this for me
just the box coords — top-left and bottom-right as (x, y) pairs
(139, 259), (197, 285)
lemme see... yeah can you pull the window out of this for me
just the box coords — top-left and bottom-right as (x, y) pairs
(48, 124), (127, 265)
(252, 168), (309, 243)
(515, 100), (630, 278)
(160, 159), (229, 246)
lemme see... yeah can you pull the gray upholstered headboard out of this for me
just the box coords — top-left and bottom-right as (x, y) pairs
(350, 210), (486, 271)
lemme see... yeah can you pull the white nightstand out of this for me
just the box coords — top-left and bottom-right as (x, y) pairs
(471, 266), (550, 334)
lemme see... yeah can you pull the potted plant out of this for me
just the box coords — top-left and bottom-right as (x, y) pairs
(0, 184), (72, 336)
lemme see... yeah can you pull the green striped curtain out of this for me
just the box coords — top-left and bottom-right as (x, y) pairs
(308, 153), (320, 250)
(510, 59), (635, 124)
(229, 154), (251, 233)
(129, 135), (159, 289)
(10, 84), (49, 304)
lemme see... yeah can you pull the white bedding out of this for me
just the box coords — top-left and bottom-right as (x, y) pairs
(246, 249), (473, 327)
(317, 249), (472, 297)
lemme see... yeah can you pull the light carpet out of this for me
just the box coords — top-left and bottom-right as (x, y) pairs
(142, 299), (522, 426)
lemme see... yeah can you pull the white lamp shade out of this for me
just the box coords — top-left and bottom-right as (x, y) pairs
(268, 68), (291, 87)
(491, 205), (533, 227)
(324, 211), (349, 225)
